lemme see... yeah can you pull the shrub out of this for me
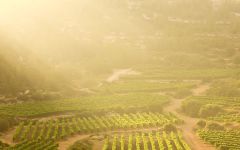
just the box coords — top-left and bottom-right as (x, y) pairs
(0, 140), (9, 148)
(198, 104), (224, 118)
(67, 139), (92, 150)
(163, 123), (177, 133)
(174, 89), (192, 99)
(0, 118), (10, 132)
(197, 120), (206, 129)
(0, 116), (17, 132)
(181, 100), (203, 117)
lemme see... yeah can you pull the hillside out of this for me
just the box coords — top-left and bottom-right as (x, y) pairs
(0, 0), (240, 150)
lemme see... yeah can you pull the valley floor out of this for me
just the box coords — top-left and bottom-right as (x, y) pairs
(0, 81), (216, 150)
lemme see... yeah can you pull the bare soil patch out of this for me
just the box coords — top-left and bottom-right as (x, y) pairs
(192, 83), (210, 96)
(106, 68), (140, 83)
(0, 127), (16, 145)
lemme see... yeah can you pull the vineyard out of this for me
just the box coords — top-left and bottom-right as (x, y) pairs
(12, 112), (180, 142)
(1, 140), (58, 150)
(0, 94), (169, 116)
(0, 141), (9, 149)
(121, 69), (240, 81)
(101, 131), (191, 150)
(0, 0), (240, 149)
(97, 81), (196, 93)
(208, 114), (240, 123)
(198, 130), (240, 150)
(185, 96), (240, 108)
(182, 96), (240, 118)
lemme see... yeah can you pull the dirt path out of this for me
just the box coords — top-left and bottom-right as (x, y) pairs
(164, 84), (215, 150)
(106, 68), (139, 83)
(192, 83), (210, 96)
(0, 128), (16, 145)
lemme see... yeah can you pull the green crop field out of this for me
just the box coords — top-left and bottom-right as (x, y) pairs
(97, 81), (196, 93)
(3, 140), (58, 150)
(122, 69), (240, 81)
(198, 130), (240, 150)
(102, 132), (191, 150)
(1, 0), (240, 149)
(12, 113), (180, 142)
(0, 94), (169, 116)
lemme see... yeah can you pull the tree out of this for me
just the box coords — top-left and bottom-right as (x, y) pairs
(163, 123), (177, 133)
(0, 118), (9, 132)
(181, 100), (203, 117)
(196, 120), (206, 129)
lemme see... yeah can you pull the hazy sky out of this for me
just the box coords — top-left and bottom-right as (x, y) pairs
(0, 0), (102, 52)
(0, 0), (142, 56)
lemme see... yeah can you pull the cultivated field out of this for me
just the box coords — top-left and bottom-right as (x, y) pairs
(1, 0), (240, 150)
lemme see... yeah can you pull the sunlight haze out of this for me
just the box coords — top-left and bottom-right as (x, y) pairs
(0, 0), (240, 150)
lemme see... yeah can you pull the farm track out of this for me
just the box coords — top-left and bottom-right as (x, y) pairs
(0, 127), (16, 145)
(192, 83), (210, 96)
(106, 68), (139, 83)
(164, 83), (215, 150)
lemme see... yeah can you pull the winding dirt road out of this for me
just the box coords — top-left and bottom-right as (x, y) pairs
(164, 83), (215, 150)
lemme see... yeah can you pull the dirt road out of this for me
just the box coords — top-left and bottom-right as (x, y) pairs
(164, 84), (215, 150)
(0, 128), (15, 145)
(106, 68), (139, 83)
